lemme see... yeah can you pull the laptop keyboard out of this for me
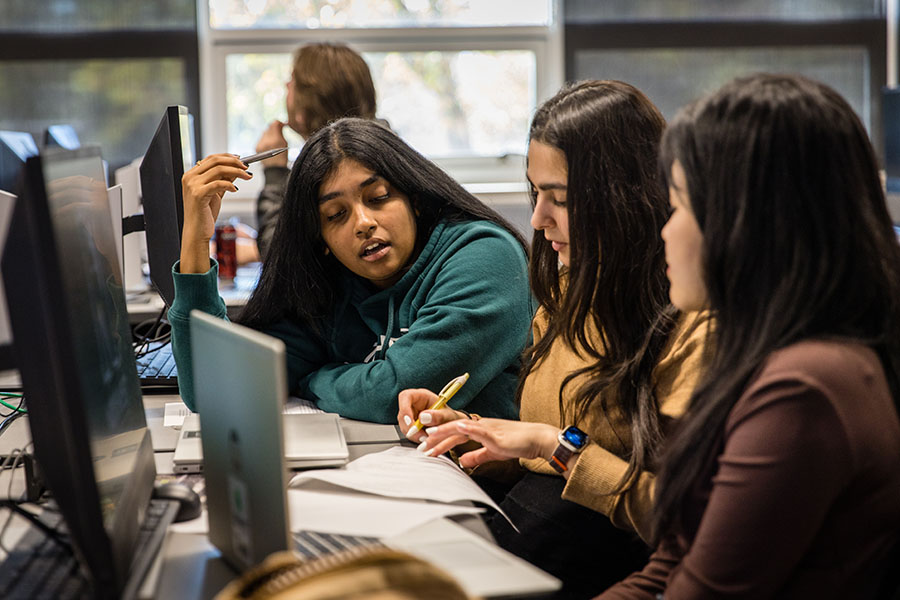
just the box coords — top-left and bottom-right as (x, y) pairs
(0, 499), (178, 599)
(135, 342), (178, 388)
(291, 530), (383, 561)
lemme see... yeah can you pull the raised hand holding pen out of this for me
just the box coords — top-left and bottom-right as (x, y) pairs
(400, 373), (469, 442)
(180, 154), (253, 274)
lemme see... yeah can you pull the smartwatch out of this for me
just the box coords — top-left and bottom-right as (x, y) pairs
(548, 425), (589, 473)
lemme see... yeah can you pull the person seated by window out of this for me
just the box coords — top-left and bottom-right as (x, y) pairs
(594, 73), (900, 598)
(255, 42), (379, 259)
(400, 81), (710, 599)
(171, 118), (533, 424)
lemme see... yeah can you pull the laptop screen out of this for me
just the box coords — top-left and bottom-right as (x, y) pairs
(1, 146), (156, 595)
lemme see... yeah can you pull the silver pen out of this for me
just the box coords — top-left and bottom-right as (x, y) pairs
(239, 147), (288, 165)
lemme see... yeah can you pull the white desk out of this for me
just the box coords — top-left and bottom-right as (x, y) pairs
(142, 394), (501, 599)
(0, 393), (414, 592)
(126, 262), (261, 323)
(1, 393), (551, 599)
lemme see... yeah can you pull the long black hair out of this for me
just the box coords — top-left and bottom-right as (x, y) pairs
(652, 73), (900, 542)
(238, 118), (527, 329)
(522, 80), (676, 491)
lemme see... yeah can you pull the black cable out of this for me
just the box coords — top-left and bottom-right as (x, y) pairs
(132, 306), (166, 346)
(0, 394), (25, 419)
(0, 500), (73, 555)
(133, 305), (167, 357)
(138, 323), (171, 345)
(0, 409), (26, 438)
(134, 333), (172, 359)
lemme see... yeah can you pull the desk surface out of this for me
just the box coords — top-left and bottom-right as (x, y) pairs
(0, 393), (501, 599)
(126, 263), (261, 322)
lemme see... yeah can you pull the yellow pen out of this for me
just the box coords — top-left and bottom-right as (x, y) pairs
(405, 373), (470, 438)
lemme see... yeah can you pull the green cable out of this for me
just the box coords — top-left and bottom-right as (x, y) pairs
(0, 391), (23, 397)
(0, 398), (26, 413)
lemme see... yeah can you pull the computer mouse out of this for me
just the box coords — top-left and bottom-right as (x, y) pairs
(153, 482), (202, 523)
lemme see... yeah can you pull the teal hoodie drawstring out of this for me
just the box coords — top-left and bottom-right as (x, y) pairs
(380, 293), (396, 360)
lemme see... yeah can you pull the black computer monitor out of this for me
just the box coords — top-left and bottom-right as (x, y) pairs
(43, 124), (81, 150)
(884, 87), (900, 194)
(139, 105), (196, 307)
(1, 146), (156, 598)
(0, 190), (16, 370)
(0, 130), (39, 194)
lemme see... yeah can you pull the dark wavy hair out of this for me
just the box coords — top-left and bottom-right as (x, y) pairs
(521, 80), (676, 492)
(238, 118), (527, 329)
(652, 73), (900, 543)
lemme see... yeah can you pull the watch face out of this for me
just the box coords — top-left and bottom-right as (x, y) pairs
(562, 426), (588, 449)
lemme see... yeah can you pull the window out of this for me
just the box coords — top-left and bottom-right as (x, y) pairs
(0, 59), (191, 172)
(225, 49), (536, 160)
(0, 0), (199, 172)
(565, 0), (881, 22)
(209, 0), (551, 29)
(0, 0), (196, 32)
(565, 0), (886, 153)
(200, 0), (563, 192)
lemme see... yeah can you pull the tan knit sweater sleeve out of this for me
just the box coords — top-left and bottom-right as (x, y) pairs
(559, 312), (711, 542)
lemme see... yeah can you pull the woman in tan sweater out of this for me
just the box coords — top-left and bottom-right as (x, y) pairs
(398, 81), (709, 598)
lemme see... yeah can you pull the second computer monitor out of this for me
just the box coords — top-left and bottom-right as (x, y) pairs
(44, 124), (81, 150)
(0, 130), (39, 194)
(139, 105), (196, 307)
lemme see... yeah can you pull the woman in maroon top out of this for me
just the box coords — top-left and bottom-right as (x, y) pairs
(600, 73), (900, 598)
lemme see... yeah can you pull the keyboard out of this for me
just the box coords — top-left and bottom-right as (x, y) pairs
(0, 499), (178, 599)
(135, 342), (178, 388)
(291, 530), (382, 561)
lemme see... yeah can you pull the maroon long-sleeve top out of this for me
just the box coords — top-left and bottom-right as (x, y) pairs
(600, 340), (900, 599)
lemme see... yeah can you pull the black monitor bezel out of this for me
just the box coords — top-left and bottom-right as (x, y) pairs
(0, 190), (16, 370)
(0, 130), (38, 195)
(1, 146), (156, 598)
(884, 86), (900, 193)
(139, 105), (192, 308)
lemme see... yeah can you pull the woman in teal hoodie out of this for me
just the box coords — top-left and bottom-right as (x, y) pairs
(170, 118), (532, 422)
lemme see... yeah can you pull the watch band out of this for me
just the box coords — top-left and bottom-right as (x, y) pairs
(549, 443), (575, 473)
(548, 426), (588, 473)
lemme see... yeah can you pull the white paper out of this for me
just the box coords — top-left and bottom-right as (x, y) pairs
(289, 446), (513, 527)
(287, 488), (484, 537)
(284, 397), (325, 414)
(163, 402), (192, 428)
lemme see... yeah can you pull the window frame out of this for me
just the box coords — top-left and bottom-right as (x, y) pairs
(565, 16), (887, 154)
(197, 1), (564, 186)
(0, 29), (202, 164)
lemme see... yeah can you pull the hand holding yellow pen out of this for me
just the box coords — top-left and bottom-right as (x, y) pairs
(405, 373), (470, 438)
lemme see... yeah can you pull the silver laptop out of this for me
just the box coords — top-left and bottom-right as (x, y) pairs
(172, 412), (348, 474)
(189, 311), (560, 598)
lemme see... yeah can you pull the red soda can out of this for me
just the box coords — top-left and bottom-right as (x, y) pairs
(215, 222), (237, 280)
